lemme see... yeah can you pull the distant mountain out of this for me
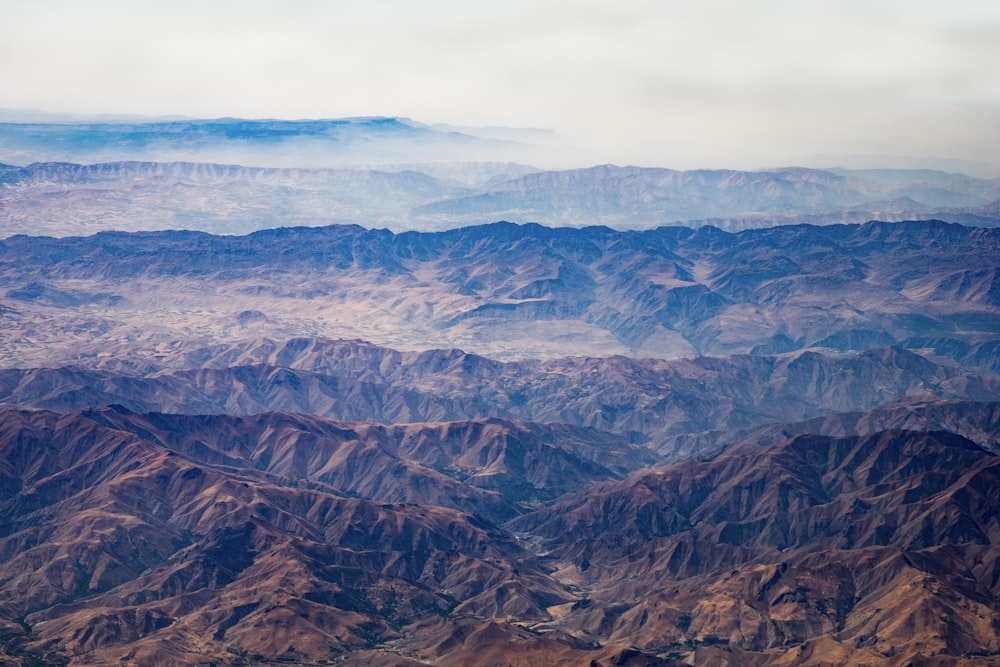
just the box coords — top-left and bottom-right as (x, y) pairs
(0, 117), (541, 169)
(1, 116), (998, 234)
(2, 157), (1000, 237)
(735, 395), (1000, 452)
(2, 220), (998, 364)
(411, 164), (1000, 230)
(0, 160), (469, 235)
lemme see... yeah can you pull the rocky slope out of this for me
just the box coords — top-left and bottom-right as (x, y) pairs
(3, 409), (998, 665)
(510, 429), (1000, 665)
(79, 405), (658, 515)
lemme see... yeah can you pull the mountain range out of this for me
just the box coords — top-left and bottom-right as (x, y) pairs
(2, 159), (999, 237)
(2, 340), (999, 462)
(1, 116), (999, 237)
(2, 220), (998, 365)
(2, 119), (1000, 665)
(0, 117), (550, 169)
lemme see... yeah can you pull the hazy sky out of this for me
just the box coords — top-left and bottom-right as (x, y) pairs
(2, 0), (999, 171)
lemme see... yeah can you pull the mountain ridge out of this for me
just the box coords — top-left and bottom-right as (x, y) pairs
(2, 341), (998, 460)
(3, 157), (999, 238)
(2, 220), (998, 365)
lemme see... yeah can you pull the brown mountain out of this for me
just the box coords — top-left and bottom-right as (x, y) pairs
(81, 405), (657, 515)
(511, 429), (1000, 665)
(4, 405), (999, 665)
(0, 408), (580, 666)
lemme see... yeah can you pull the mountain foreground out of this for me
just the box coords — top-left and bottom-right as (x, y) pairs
(1, 408), (998, 665)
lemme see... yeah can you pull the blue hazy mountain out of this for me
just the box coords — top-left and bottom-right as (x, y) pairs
(1, 160), (999, 238)
(1, 117), (999, 236)
(2, 219), (998, 375)
(0, 116), (544, 168)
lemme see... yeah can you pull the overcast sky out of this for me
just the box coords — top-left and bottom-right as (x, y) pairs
(2, 0), (998, 172)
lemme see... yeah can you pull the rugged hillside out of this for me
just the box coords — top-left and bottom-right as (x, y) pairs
(511, 430), (1000, 665)
(2, 220), (998, 363)
(0, 408), (587, 666)
(80, 406), (657, 514)
(4, 410), (998, 666)
(2, 341), (998, 459)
